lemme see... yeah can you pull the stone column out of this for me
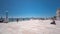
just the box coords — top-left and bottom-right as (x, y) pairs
(56, 9), (60, 20)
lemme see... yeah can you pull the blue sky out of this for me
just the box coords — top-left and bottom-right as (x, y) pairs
(0, 0), (60, 18)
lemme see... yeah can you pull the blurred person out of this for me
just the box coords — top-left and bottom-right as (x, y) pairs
(50, 18), (56, 25)
(17, 18), (19, 22)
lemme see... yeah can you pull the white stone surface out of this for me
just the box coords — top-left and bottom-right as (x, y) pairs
(0, 20), (60, 34)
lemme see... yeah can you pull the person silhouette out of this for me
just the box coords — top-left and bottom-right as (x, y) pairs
(50, 19), (56, 25)
(17, 18), (19, 22)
